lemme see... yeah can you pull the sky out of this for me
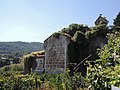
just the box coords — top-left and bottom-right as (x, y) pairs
(0, 0), (120, 42)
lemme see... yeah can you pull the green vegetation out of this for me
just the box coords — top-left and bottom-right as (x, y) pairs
(114, 12), (120, 27)
(0, 12), (120, 89)
(0, 41), (44, 55)
(0, 41), (44, 67)
(86, 32), (120, 89)
(24, 50), (45, 74)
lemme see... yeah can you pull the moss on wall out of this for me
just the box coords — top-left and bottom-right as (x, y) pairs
(52, 32), (60, 39)
(58, 20), (109, 76)
(23, 50), (45, 74)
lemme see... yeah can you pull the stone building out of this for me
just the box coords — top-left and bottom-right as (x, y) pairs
(24, 50), (45, 74)
(24, 34), (107, 75)
(44, 33), (71, 73)
(24, 15), (109, 75)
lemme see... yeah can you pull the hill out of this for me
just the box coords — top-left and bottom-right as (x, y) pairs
(0, 41), (44, 55)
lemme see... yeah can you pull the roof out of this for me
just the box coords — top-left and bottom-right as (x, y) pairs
(44, 32), (72, 43)
(24, 50), (45, 59)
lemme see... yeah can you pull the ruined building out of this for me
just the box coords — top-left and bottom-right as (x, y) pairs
(44, 33), (71, 73)
(24, 50), (45, 74)
(24, 14), (109, 76)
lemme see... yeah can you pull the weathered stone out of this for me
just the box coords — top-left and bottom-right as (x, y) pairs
(23, 51), (45, 74)
(44, 34), (70, 73)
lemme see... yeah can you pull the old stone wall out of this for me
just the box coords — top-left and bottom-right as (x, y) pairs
(23, 51), (45, 74)
(44, 35), (70, 73)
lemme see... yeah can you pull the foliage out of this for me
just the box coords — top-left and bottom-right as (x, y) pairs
(86, 31), (120, 89)
(72, 31), (85, 44)
(0, 12), (120, 90)
(0, 73), (43, 90)
(0, 41), (44, 55)
(114, 12), (120, 27)
(0, 41), (44, 67)
(53, 15), (109, 76)
(98, 32), (120, 67)
(0, 64), (23, 77)
(52, 32), (61, 39)
(23, 50), (45, 74)
(0, 69), (88, 90)
(61, 23), (89, 37)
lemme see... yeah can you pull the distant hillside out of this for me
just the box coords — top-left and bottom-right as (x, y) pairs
(0, 41), (44, 55)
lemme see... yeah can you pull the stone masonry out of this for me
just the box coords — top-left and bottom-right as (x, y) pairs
(44, 34), (70, 73)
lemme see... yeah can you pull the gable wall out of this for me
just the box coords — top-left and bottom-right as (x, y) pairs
(44, 35), (70, 73)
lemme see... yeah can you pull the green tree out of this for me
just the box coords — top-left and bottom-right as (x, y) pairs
(113, 12), (120, 31)
(86, 31), (120, 89)
(60, 23), (89, 37)
(114, 12), (120, 27)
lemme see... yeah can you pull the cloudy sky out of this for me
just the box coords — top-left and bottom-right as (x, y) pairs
(0, 0), (120, 42)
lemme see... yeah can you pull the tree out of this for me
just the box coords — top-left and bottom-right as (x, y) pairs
(113, 12), (120, 31)
(113, 12), (120, 27)
(98, 32), (120, 67)
(86, 32), (120, 89)
(60, 23), (89, 37)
